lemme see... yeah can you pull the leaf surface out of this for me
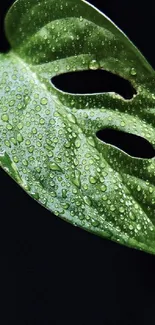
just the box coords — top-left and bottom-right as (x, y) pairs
(0, 0), (155, 254)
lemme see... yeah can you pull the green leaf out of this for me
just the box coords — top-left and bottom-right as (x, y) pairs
(1, 0), (155, 254)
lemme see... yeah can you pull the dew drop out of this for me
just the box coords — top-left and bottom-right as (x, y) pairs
(25, 139), (31, 146)
(100, 184), (107, 192)
(1, 114), (9, 122)
(40, 97), (48, 105)
(120, 121), (125, 127)
(91, 219), (100, 227)
(137, 185), (141, 192)
(75, 139), (81, 148)
(17, 122), (23, 130)
(17, 103), (23, 110)
(39, 118), (45, 125)
(32, 127), (37, 134)
(89, 59), (100, 70)
(130, 68), (137, 76)
(119, 206), (125, 213)
(7, 124), (13, 130)
(89, 176), (97, 184)
(2, 106), (8, 112)
(35, 105), (41, 112)
(129, 212), (136, 221)
(22, 159), (28, 166)
(9, 100), (15, 107)
(62, 202), (69, 210)
(31, 192), (40, 200)
(152, 94), (155, 100)
(4, 140), (11, 147)
(87, 137), (95, 147)
(72, 170), (81, 187)
(17, 133), (23, 143)
(67, 113), (76, 124)
(49, 162), (62, 172)
(13, 156), (19, 163)
(137, 224), (141, 231)
(10, 137), (17, 145)
(110, 205), (115, 212)
(28, 146), (34, 153)
(83, 196), (91, 206)
(62, 189), (67, 198)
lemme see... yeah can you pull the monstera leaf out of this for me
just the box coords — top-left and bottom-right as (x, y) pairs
(1, 0), (155, 254)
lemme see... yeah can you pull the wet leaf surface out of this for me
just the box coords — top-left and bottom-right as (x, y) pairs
(0, 0), (155, 254)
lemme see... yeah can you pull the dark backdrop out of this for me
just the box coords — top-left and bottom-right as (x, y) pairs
(1, 1), (155, 324)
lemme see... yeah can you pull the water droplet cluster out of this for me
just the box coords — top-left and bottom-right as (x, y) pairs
(1, 0), (155, 254)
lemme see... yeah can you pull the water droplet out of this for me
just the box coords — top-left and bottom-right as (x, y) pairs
(17, 103), (23, 110)
(67, 113), (76, 124)
(28, 146), (34, 153)
(10, 137), (17, 145)
(31, 192), (39, 200)
(129, 212), (136, 221)
(71, 100), (75, 106)
(75, 139), (81, 148)
(121, 121), (125, 127)
(61, 202), (69, 210)
(65, 141), (71, 148)
(25, 139), (31, 146)
(54, 66), (59, 72)
(91, 219), (100, 227)
(89, 59), (100, 70)
(49, 162), (62, 171)
(13, 156), (19, 163)
(17, 122), (23, 130)
(100, 184), (107, 192)
(110, 205), (115, 212)
(35, 105), (41, 112)
(130, 68), (137, 76)
(39, 118), (45, 125)
(72, 170), (81, 187)
(7, 124), (13, 130)
(32, 127), (37, 134)
(83, 196), (91, 206)
(1, 114), (9, 122)
(50, 181), (55, 187)
(4, 140), (11, 147)
(2, 106), (8, 112)
(89, 176), (97, 184)
(137, 224), (141, 231)
(62, 189), (67, 198)
(9, 100), (15, 107)
(87, 137), (95, 147)
(83, 184), (88, 190)
(137, 185), (141, 192)
(22, 159), (28, 166)
(17, 133), (23, 142)
(36, 167), (41, 173)
(40, 97), (48, 105)
(152, 94), (155, 100)
(119, 206), (125, 213)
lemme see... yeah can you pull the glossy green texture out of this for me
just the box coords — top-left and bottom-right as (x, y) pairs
(0, 0), (155, 254)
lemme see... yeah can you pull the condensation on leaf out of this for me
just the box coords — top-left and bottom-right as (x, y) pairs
(0, 0), (155, 254)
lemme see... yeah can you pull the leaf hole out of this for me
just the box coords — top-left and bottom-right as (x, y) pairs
(52, 70), (137, 99)
(96, 128), (155, 158)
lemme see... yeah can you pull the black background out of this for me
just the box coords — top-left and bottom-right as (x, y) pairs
(1, 1), (155, 324)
